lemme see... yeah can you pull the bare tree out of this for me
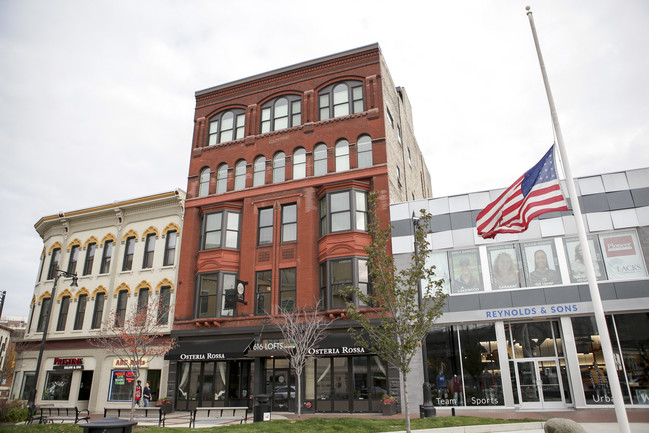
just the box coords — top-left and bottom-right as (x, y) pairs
(345, 192), (447, 433)
(271, 301), (331, 416)
(91, 297), (175, 418)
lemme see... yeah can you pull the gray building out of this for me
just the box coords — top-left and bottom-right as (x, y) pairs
(391, 167), (649, 411)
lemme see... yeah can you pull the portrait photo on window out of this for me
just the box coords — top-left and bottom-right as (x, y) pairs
(598, 230), (648, 280)
(564, 236), (606, 283)
(522, 240), (562, 286)
(425, 251), (451, 295)
(449, 249), (483, 294)
(488, 245), (523, 290)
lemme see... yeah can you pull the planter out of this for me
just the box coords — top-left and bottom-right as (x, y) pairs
(158, 403), (173, 414)
(382, 403), (396, 416)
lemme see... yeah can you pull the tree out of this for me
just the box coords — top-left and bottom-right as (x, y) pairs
(91, 297), (176, 418)
(345, 192), (447, 433)
(271, 301), (331, 417)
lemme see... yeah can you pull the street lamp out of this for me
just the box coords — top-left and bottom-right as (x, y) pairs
(27, 268), (78, 414)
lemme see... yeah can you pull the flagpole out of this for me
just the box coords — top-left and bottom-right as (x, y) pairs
(526, 7), (630, 433)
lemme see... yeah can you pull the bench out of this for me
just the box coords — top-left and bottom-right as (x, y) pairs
(40, 406), (90, 424)
(104, 407), (165, 426)
(192, 406), (249, 427)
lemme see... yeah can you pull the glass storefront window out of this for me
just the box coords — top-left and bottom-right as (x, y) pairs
(610, 313), (649, 405)
(108, 370), (135, 401)
(42, 371), (72, 400)
(20, 372), (35, 401)
(458, 324), (503, 406)
(426, 326), (462, 405)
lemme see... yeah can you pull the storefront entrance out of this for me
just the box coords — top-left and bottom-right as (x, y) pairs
(506, 320), (572, 409)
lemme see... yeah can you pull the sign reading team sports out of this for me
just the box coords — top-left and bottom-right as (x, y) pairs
(485, 303), (579, 319)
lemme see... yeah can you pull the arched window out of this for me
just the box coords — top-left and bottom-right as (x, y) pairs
(319, 81), (364, 120)
(335, 140), (350, 172)
(216, 163), (228, 193)
(293, 148), (306, 179)
(314, 144), (327, 176)
(260, 95), (302, 133)
(273, 152), (285, 183)
(198, 167), (210, 197)
(234, 160), (247, 190)
(253, 156), (266, 187)
(357, 135), (373, 168)
(208, 109), (245, 145)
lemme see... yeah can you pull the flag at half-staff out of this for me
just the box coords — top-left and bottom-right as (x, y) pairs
(476, 145), (569, 239)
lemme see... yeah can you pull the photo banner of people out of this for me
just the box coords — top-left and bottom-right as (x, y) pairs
(425, 251), (451, 295)
(488, 245), (522, 290)
(521, 240), (562, 286)
(449, 249), (483, 294)
(564, 236), (605, 283)
(598, 230), (648, 280)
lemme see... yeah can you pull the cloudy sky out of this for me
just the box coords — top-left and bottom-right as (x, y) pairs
(1, 0), (648, 318)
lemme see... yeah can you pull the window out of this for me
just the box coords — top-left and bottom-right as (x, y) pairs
(197, 273), (236, 318)
(198, 167), (210, 197)
(387, 107), (393, 127)
(202, 211), (240, 249)
(138, 288), (149, 315)
(319, 189), (368, 235)
(208, 109), (245, 145)
(158, 286), (171, 325)
(122, 237), (135, 271)
(253, 156), (266, 186)
(260, 96), (301, 132)
(115, 290), (128, 326)
(108, 370), (136, 401)
(396, 166), (401, 186)
(74, 294), (87, 330)
(67, 245), (79, 274)
(163, 230), (177, 266)
(91, 293), (105, 329)
(56, 295), (70, 331)
(319, 81), (363, 120)
(258, 208), (273, 246)
(279, 268), (296, 312)
(142, 234), (156, 269)
(397, 125), (402, 144)
(19, 372), (35, 401)
(100, 240), (113, 274)
(37, 298), (51, 332)
(407, 147), (412, 165)
(42, 371), (72, 400)
(357, 135), (373, 168)
(320, 257), (370, 310)
(273, 152), (285, 183)
(216, 163), (228, 193)
(255, 270), (272, 315)
(234, 160), (246, 190)
(313, 144), (328, 176)
(334, 140), (350, 172)
(293, 148), (306, 179)
(47, 248), (61, 280)
(281, 204), (297, 243)
(83, 243), (96, 276)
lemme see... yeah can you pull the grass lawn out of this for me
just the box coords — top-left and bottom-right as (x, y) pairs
(1, 416), (543, 433)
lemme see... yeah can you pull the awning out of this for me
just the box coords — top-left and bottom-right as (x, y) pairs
(165, 338), (254, 361)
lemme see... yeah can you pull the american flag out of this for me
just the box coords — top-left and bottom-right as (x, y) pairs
(476, 146), (569, 239)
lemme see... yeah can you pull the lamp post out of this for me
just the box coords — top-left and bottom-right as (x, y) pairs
(27, 268), (78, 413)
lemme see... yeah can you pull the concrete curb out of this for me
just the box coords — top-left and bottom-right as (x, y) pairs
(384, 422), (545, 433)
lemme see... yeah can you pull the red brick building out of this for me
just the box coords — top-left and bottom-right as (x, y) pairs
(169, 44), (431, 413)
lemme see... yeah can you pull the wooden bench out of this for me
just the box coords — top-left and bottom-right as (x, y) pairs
(104, 407), (165, 426)
(192, 406), (249, 427)
(40, 406), (90, 424)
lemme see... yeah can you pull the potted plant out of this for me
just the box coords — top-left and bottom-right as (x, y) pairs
(382, 394), (397, 416)
(155, 397), (173, 414)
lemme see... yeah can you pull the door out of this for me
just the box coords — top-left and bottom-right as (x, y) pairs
(516, 359), (566, 409)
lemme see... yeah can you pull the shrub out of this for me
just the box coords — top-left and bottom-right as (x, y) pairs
(2, 407), (29, 423)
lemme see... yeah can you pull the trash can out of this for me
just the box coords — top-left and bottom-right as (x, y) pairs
(253, 394), (271, 422)
(81, 417), (138, 433)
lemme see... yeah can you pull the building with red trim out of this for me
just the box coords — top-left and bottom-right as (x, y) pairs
(168, 44), (431, 413)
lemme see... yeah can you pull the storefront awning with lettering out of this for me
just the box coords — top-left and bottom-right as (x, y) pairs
(165, 338), (254, 361)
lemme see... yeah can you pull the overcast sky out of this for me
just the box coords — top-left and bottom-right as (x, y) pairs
(1, 0), (648, 318)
